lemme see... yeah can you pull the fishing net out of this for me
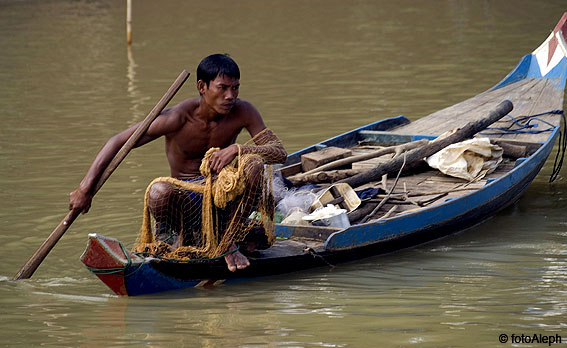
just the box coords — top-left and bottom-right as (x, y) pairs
(132, 128), (286, 260)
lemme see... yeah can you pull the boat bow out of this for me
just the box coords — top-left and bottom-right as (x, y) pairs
(495, 12), (567, 90)
(80, 233), (144, 295)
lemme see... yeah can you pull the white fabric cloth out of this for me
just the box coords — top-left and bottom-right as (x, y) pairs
(426, 137), (503, 181)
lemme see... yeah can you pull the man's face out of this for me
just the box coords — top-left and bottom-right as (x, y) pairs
(199, 75), (240, 115)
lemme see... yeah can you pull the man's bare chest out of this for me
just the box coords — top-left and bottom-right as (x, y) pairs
(169, 118), (244, 158)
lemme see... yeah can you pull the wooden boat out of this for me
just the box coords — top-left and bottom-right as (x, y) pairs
(81, 14), (567, 296)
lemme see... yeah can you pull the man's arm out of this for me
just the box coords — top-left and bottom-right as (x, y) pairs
(239, 100), (287, 164)
(69, 108), (186, 214)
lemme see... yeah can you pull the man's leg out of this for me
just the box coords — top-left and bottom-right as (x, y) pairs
(148, 180), (208, 251)
(147, 181), (182, 247)
(224, 157), (266, 271)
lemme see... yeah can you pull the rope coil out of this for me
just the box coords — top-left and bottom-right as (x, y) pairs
(482, 110), (561, 135)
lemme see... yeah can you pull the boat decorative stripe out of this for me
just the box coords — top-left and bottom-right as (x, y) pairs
(84, 242), (144, 277)
(533, 13), (567, 77)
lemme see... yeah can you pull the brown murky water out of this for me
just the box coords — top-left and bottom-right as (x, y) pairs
(1, 1), (566, 347)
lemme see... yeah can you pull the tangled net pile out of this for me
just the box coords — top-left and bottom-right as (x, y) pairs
(132, 128), (286, 260)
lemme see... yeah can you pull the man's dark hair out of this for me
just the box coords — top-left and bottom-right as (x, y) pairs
(197, 54), (240, 87)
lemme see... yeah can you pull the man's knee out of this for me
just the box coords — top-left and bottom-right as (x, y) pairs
(147, 181), (173, 212)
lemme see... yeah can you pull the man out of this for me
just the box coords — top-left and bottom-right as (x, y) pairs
(69, 54), (287, 271)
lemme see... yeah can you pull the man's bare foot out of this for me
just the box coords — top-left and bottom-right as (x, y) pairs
(225, 244), (250, 272)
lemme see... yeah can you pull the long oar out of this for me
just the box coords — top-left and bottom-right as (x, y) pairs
(13, 70), (190, 280)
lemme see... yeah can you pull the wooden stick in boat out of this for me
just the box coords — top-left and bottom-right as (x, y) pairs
(405, 187), (474, 197)
(492, 140), (527, 158)
(13, 70), (190, 280)
(287, 140), (427, 186)
(373, 187), (475, 198)
(359, 153), (406, 223)
(373, 205), (398, 221)
(340, 100), (514, 189)
(288, 169), (363, 186)
(300, 139), (429, 175)
(417, 192), (449, 206)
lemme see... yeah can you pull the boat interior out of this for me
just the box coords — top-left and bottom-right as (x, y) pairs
(262, 78), (564, 258)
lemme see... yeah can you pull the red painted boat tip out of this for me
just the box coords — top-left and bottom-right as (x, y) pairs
(80, 234), (141, 296)
(556, 13), (567, 42)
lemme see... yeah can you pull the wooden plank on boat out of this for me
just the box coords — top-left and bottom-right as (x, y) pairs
(493, 141), (527, 158)
(276, 162), (302, 177)
(301, 146), (352, 172)
(275, 224), (340, 241)
(491, 139), (541, 156)
(296, 139), (430, 176)
(489, 79), (564, 143)
(259, 238), (327, 258)
(425, 79), (539, 124)
(358, 131), (432, 144)
(393, 79), (544, 137)
(394, 77), (563, 145)
(352, 157), (392, 170)
(347, 158), (517, 222)
(339, 100), (514, 189)
(288, 169), (364, 185)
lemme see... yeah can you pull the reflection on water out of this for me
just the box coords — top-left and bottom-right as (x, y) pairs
(1, 0), (566, 347)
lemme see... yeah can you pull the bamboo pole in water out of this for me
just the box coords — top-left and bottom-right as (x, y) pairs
(126, 0), (132, 45)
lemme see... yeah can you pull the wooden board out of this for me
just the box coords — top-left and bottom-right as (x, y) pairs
(351, 159), (518, 220)
(392, 78), (564, 144)
(301, 146), (352, 172)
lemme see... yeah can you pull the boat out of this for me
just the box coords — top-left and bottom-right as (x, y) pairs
(81, 14), (567, 296)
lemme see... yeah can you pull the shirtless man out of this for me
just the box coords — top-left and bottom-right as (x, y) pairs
(68, 54), (287, 272)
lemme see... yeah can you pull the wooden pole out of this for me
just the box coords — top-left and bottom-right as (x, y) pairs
(126, 0), (132, 45)
(339, 100), (514, 189)
(13, 70), (190, 280)
(300, 139), (428, 176)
